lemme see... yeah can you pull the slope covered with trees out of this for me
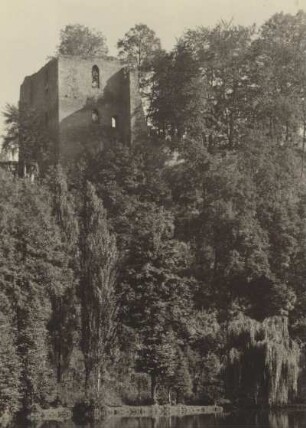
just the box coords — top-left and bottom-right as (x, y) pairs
(1, 12), (306, 422)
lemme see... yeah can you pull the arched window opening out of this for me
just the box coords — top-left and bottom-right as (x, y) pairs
(91, 109), (99, 123)
(112, 116), (118, 128)
(92, 65), (100, 88)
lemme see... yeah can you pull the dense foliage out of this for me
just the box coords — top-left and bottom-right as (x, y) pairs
(56, 24), (108, 57)
(1, 12), (306, 421)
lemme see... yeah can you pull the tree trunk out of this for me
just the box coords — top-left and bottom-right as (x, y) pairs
(97, 369), (101, 393)
(168, 386), (172, 405)
(151, 374), (158, 404)
(301, 118), (306, 178)
(84, 364), (90, 397)
(57, 357), (62, 386)
(56, 298), (63, 384)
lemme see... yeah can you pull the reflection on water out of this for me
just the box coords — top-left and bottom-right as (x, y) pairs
(15, 410), (306, 428)
(223, 410), (306, 428)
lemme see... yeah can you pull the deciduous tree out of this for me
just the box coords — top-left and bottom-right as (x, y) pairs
(56, 24), (108, 57)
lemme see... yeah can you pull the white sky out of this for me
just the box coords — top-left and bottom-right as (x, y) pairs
(0, 0), (305, 139)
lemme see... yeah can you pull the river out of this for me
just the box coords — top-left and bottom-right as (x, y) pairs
(14, 410), (306, 428)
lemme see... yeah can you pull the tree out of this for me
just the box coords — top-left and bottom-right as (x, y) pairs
(78, 181), (118, 397)
(2, 104), (19, 153)
(0, 294), (21, 416)
(150, 22), (256, 146)
(122, 203), (194, 402)
(2, 103), (54, 171)
(250, 11), (306, 145)
(118, 24), (162, 118)
(117, 23), (161, 72)
(56, 24), (108, 57)
(172, 350), (193, 404)
(179, 23), (256, 148)
(45, 166), (79, 386)
(0, 170), (72, 411)
(225, 312), (300, 406)
(186, 311), (224, 404)
(137, 329), (178, 403)
(150, 46), (205, 139)
(84, 140), (171, 252)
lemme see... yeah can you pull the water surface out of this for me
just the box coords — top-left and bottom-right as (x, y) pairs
(16, 410), (306, 428)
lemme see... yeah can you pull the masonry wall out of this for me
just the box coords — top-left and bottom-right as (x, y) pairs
(19, 58), (59, 152)
(58, 55), (133, 163)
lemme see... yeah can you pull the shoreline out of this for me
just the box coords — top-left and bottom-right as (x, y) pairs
(103, 404), (224, 417)
(3, 403), (305, 425)
(26, 404), (223, 423)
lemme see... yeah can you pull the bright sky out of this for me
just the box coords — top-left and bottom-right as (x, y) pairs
(0, 0), (305, 139)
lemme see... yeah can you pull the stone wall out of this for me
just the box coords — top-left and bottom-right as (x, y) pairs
(58, 55), (132, 163)
(20, 58), (59, 141)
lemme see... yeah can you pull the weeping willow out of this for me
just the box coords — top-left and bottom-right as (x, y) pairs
(225, 313), (300, 406)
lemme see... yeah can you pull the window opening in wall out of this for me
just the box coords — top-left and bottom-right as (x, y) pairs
(91, 109), (99, 123)
(112, 116), (118, 128)
(92, 65), (100, 88)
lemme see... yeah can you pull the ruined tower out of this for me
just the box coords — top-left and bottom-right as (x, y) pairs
(19, 55), (147, 168)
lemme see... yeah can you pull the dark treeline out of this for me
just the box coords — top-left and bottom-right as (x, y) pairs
(1, 11), (306, 420)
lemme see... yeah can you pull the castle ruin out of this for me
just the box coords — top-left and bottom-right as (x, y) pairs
(18, 55), (147, 171)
